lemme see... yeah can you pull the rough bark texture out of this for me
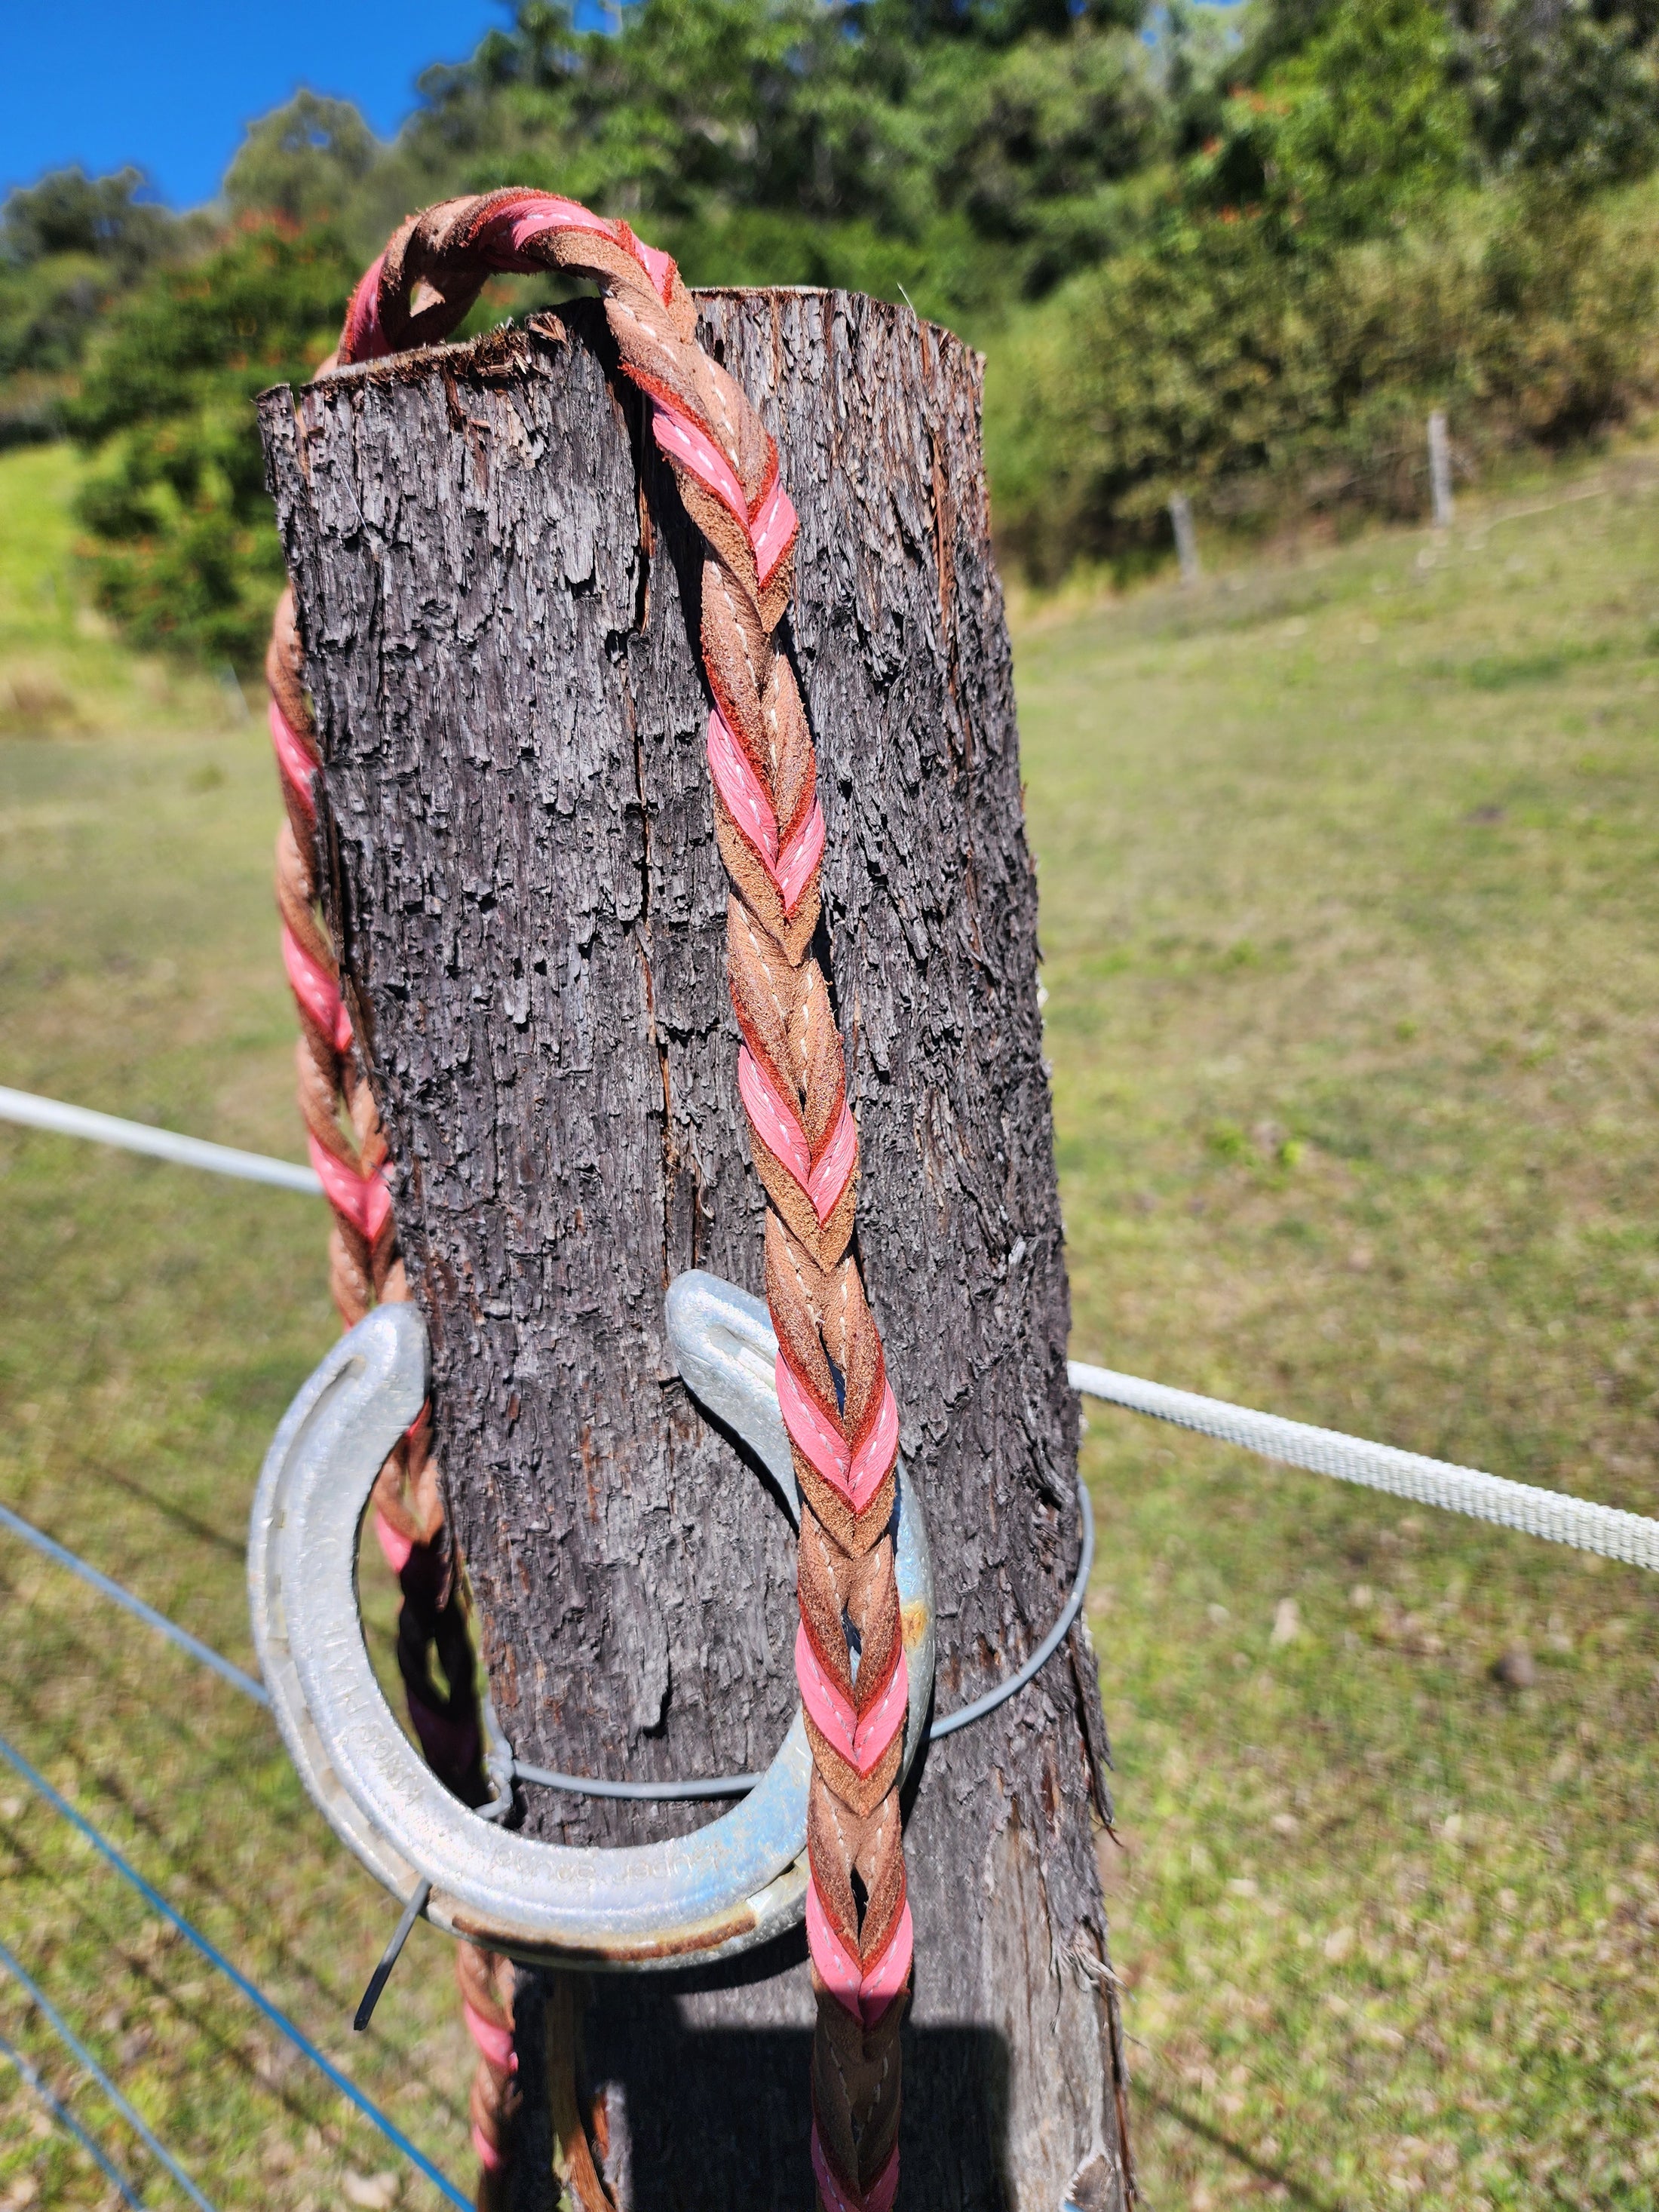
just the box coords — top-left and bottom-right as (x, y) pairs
(259, 289), (1130, 2212)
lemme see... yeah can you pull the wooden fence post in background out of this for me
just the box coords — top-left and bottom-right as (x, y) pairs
(1428, 410), (1454, 529)
(260, 291), (1130, 2212)
(1168, 491), (1201, 585)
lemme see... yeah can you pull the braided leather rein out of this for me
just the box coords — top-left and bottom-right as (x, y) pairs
(268, 597), (525, 2189)
(266, 192), (912, 2212)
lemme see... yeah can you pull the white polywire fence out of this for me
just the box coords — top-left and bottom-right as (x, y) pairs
(1070, 1362), (1659, 1572)
(0, 1085), (322, 1193)
(6, 1083), (1659, 1571)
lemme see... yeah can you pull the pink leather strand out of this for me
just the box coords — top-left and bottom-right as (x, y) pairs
(737, 1048), (857, 1225)
(795, 1626), (909, 1778)
(317, 186), (909, 2210)
(463, 2001), (517, 2073)
(777, 1357), (899, 1517)
(268, 700), (317, 813)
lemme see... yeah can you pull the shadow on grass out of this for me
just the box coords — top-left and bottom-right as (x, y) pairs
(81, 1458), (246, 1560)
(1136, 2079), (1345, 2211)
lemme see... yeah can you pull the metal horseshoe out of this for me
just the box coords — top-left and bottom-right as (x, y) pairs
(247, 1272), (935, 1968)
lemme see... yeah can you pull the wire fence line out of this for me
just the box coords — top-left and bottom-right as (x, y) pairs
(0, 1500), (268, 1705)
(0, 2021), (148, 2210)
(0, 1933), (219, 2211)
(0, 1732), (470, 2210)
(9, 1083), (1657, 1570)
(1069, 1363), (1659, 1573)
(0, 1085), (322, 1195)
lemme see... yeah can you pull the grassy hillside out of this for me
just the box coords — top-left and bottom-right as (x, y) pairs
(3, 444), (1659, 2205)
(1024, 443), (1659, 2207)
(0, 444), (234, 739)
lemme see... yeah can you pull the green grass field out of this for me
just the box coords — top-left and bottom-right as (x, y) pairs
(4, 432), (1659, 2208)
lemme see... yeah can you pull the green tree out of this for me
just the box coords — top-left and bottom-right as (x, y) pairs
(69, 219), (357, 665)
(1455, 0), (1659, 188)
(1190, 0), (1474, 242)
(2, 165), (173, 273)
(0, 167), (182, 444)
(223, 91), (382, 227)
(403, 0), (1167, 313)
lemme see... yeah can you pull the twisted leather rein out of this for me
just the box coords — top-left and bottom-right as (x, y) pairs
(267, 190), (911, 2212)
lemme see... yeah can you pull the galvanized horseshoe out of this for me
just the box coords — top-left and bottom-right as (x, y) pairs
(248, 1272), (935, 1968)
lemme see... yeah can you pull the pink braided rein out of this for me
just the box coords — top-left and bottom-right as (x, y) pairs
(273, 187), (912, 2211)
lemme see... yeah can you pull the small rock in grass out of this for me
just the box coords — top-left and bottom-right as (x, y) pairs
(343, 2174), (400, 2210)
(1494, 1646), (1538, 1689)
(1270, 1598), (1301, 1647)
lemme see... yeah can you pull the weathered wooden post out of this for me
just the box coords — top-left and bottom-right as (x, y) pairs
(1428, 410), (1454, 529)
(260, 279), (1129, 2211)
(1167, 492), (1200, 586)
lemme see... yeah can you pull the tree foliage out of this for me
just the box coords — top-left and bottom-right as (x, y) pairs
(1457, 0), (1659, 187)
(394, 0), (1164, 315)
(0, 167), (187, 446)
(1191, 0), (1473, 242)
(223, 93), (381, 229)
(69, 221), (357, 664)
(987, 183), (1658, 573)
(18, 0), (1659, 643)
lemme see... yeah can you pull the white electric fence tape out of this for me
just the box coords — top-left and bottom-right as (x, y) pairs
(1069, 1361), (1659, 1573)
(7, 1085), (1656, 1572)
(0, 1085), (322, 1194)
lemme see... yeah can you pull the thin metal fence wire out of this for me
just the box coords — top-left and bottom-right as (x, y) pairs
(0, 1732), (469, 2211)
(0, 2023), (146, 2210)
(0, 1933), (219, 2211)
(0, 1500), (268, 1706)
(513, 1477), (1095, 1793)
(1, 1455), (1088, 1799)
(930, 1477), (1094, 1736)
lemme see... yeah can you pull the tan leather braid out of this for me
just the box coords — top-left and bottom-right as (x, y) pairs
(267, 593), (520, 2207)
(320, 189), (912, 2212)
(455, 1943), (520, 2207)
(268, 594), (399, 1324)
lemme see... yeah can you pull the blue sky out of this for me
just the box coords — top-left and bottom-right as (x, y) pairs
(0, 2), (511, 210)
